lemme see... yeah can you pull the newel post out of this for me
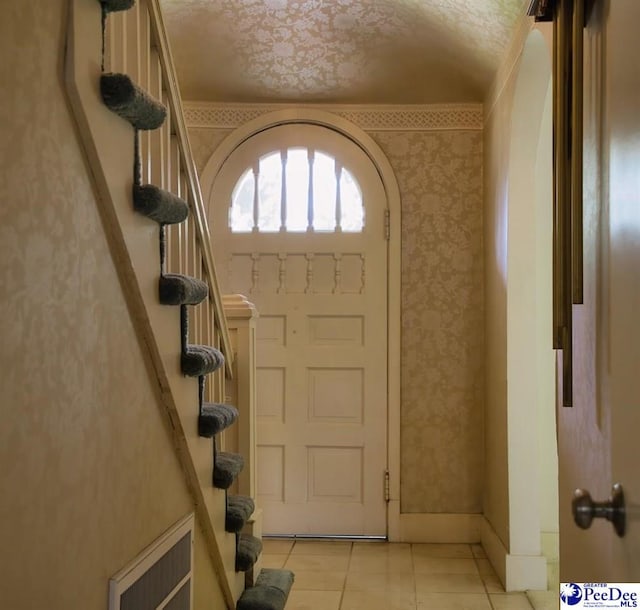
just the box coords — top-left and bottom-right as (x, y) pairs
(222, 294), (258, 500)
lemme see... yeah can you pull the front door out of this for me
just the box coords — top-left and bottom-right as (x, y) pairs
(558, 0), (640, 582)
(210, 124), (388, 536)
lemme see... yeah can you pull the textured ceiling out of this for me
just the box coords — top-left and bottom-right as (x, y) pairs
(160, 0), (526, 104)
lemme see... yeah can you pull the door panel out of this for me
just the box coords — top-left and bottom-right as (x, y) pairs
(606, 0), (640, 579)
(557, 1), (610, 578)
(210, 124), (388, 536)
(559, 0), (640, 581)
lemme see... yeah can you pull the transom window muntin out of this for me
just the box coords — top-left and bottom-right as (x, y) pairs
(229, 147), (364, 233)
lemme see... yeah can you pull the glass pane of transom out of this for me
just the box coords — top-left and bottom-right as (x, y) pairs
(258, 152), (282, 232)
(313, 151), (337, 232)
(340, 168), (364, 232)
(229, 168), (254, 232)
(285, 148), (308, 232)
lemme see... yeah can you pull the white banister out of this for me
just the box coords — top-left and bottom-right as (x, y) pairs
(144, 0), (234, 375)
(104, 0), (234, 378)
(66, 0), (243, 606)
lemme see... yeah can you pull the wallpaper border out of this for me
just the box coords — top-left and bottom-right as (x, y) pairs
(183, 102), (484, 132)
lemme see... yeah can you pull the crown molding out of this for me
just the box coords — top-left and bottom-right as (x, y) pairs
(183, 102), (483, 132)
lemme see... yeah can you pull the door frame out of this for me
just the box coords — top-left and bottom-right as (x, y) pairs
(504, 28), (556, 585)
(200, 109), (402, 539)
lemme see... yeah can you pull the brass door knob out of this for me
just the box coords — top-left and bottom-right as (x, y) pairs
(572, 483), (625, 537)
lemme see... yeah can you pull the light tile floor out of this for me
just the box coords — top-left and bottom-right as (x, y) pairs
(262, 539), (559, 610)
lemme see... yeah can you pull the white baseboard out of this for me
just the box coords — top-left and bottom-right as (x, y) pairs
(480, 517), (508, 585)
(388, 500), (401, 541)
(393, 513), (551, 592)
(480, 517), (548, 592)
(397, 513), (482, 543)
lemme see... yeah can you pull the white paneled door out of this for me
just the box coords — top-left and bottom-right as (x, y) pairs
(210, 124), (388, 536)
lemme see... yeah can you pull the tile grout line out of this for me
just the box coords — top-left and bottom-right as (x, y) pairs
(470, 543), (537, 610)
(337, 542), (353, 610)
(411, 543), (419, 610)
(470, 543), (497, 610)
(284, 540), (549, 610)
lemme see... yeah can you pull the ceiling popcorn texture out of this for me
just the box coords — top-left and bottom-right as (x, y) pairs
(161, 0), (525, 104)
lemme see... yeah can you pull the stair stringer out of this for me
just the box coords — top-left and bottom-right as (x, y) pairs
(64, 0), (244, 606)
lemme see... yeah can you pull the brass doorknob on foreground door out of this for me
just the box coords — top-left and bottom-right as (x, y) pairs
(572, 483), (626, 537)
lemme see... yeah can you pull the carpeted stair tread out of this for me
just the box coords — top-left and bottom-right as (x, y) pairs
(159, 273), (208, 306)
(213, 452), (244, 490)
(226, 495), (255, 533)
(236, 534), (263, 573)
(100, 0), (135, 12)
(236, 569), (295, 610)
(181, 345), (225, 377)
(199, 403), (239, 438)
(134, 184), (189, 225)
(100, 73), (166, 130)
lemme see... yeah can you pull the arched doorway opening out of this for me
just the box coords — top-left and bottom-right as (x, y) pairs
(505, 28), (557, 589)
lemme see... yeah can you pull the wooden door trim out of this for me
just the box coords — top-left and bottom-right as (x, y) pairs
(200, 109), (402, 539)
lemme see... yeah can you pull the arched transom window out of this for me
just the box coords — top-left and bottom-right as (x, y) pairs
(229, 147), (364, 233)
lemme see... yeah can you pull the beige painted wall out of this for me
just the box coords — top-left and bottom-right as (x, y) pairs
(0, 3), (224, 608)
(189, 124), (484, 515)
(483, 74), (512, 547)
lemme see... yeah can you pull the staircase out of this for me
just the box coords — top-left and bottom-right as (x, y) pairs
(64, 0), (293, 607)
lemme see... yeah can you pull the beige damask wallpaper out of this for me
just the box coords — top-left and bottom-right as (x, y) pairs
(189, 116), (484, 515)
(162, 0), (523, 103)
(0, 3), (224, 607)
(373, 130), (484, 514)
